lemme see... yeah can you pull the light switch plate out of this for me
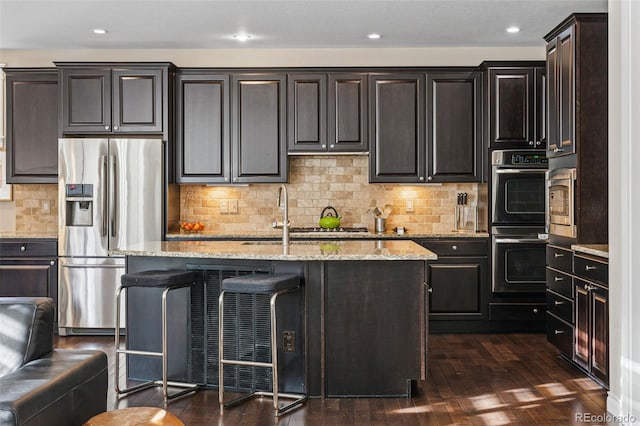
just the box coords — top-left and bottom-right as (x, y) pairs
(219, 199), (228, 214)
(406, 199), (414, 213)
(229, 199), (238, 214)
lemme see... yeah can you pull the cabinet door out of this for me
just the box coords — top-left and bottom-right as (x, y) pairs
(488, 68), (534, 148)
(231, 74), (287, 183)
(427, 256), (488, 321)
(369, 73), (425, 183)
(557, 26), (575, 155)
(546, 40), (559, 155)
(287, 74), (327, 152)
(61, 68), (111, 133)
(112, 68), (163, 133)
(535, 67), (546, 148)
(426, 72), (481, 182)
(328, 73), (368, 152)
(0, 258), (57, 303)
(590, 285), (608, 385)
(176, 74), (230, 183)
(574, 281), (590, 369)
(5, 70), (59, 183)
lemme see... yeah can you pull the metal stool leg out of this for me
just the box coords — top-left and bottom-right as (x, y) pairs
(114, 283), (199, 402)
(219, 287), (306, 416)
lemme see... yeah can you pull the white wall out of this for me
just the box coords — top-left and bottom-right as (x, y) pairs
(608, 1), (640, 424)
(0, 46), (544, 68)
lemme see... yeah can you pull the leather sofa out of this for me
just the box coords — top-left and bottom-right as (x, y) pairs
(0, 297), (108, 426)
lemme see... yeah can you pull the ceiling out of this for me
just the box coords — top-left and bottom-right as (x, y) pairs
(0, 0), (607, 50)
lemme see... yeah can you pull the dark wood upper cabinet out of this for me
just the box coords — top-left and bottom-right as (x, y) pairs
(58, 63), (170, 134)
(231, 74), (288, 183)
(175, 73), (230, 183)
(369, 73), (425, 183)
(426, 71), (482, 182)
(5, 69), (59, 183)
(327, 73), (368, 152)
(112, 69), (163, 133)
(287, 73), (367, 153)
(287, 74), (327, 152)
(487, 64), (545, 149)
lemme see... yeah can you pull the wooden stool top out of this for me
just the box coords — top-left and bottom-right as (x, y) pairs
(84, 407), (184, 426)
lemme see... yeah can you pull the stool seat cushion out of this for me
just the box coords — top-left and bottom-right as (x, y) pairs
(121, 270), (194, 288)
(222, 273), (300, 294)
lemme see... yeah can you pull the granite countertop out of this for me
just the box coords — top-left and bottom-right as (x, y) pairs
(111, 240), (438, 261)
(572, 244), (609, 259)
(166, 231), (489, 240)
(0, 231), (58, 240)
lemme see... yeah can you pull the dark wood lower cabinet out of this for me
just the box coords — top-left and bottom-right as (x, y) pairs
(575, 278), (608, 386)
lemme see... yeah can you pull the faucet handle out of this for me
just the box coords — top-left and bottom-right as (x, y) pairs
(272, 220), (291, 229)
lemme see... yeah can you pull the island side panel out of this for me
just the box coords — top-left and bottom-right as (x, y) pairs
(324, 260), (426, 397)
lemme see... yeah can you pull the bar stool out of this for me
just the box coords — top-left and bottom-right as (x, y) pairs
(219, 273), (306, 417)
(114, 270), (199, 402)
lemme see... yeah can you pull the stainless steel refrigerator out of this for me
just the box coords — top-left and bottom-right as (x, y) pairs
(58, 138), (163, 335)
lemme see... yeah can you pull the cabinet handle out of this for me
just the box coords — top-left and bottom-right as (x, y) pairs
(584, 284), (592, 291)
(554, 329), (565, 335)
(554, 276), (564, 281)
(50, 260), (56, 266)
(114, 126), (119, 131)
(554, 252), (564, 258)
(585, 265), (597, 271)
(321, 144), (326, 148)
(20, 245), (27, 251)
(224, 177), (229, 182)
(330, 144), (335, 148)
(554, 300), (565, 306)
(427, 176), (433, 181)
(427, 287), (433, 293)
(451, 245), (457, 251)
(535, 141), (542, 146)
(553, 147), (564, 153)
(533, 308), (539, 314)
(528, 141), (534, 146)
(104, 126), (110, 130)
(419, 176), (425, 182)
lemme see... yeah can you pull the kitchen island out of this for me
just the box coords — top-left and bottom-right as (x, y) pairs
(113, 239), (436, 398)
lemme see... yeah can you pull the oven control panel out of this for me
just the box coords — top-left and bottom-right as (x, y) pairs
(511, 153), (548, 165)
(491, 150), (548, 167)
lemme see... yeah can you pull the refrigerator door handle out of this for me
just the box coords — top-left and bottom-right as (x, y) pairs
(110, 154), (117, 238)
(62, 263), (124, 269)
(101, 155), (108, 237)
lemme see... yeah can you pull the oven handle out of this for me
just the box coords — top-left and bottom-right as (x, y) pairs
(494, 169), (548, 174)
(494, 238), (548, 244)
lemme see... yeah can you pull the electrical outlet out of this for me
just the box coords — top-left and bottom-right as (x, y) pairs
(406, 199), (414, 213)
(283, 331), (296, 352)
(42, 201), (50, 213)
(219, 199), (228, 214)
(228, 199), (238, 214)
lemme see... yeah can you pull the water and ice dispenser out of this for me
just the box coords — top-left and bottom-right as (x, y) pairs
(65, 184), (93, 226)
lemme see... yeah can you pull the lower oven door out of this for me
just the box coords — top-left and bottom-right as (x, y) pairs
(492, 236), (547, 293)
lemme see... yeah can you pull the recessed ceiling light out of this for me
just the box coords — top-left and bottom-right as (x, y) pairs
(92, 29), (108, 35)
(368, 33), (382, 39)
(506, 26), (520, 34)
(233, 34), (252, 42)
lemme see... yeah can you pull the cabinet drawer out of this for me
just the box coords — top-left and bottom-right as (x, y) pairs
(418, 240), (487, 257)
(546, 290), (573, 324)
(546, 245), (572, 272)
(573, 254), (608, 286)
(546, 267), (573, 298)
(546, 312), (573, 357)
(489, 303), (545, 321)
(0, 241), (57, 257)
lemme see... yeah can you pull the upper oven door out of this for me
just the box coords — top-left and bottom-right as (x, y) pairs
(492, 168), (547, 226)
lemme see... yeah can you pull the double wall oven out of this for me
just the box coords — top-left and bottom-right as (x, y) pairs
(491, 150), (548, 293)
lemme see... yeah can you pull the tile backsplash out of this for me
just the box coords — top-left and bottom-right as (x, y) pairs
(179, 156), (481, 235)
(12, 184), (58, 233)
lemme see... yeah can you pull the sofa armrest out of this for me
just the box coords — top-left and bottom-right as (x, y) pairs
(0, 350), (108, 426)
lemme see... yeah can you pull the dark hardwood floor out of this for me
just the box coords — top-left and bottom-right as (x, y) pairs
(54, 333), (611, 425)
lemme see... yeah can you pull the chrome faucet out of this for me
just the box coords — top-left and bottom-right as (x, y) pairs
(273, 184), (290, 246)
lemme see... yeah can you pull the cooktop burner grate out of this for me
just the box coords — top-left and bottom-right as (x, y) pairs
(289, 226), (369, 233)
